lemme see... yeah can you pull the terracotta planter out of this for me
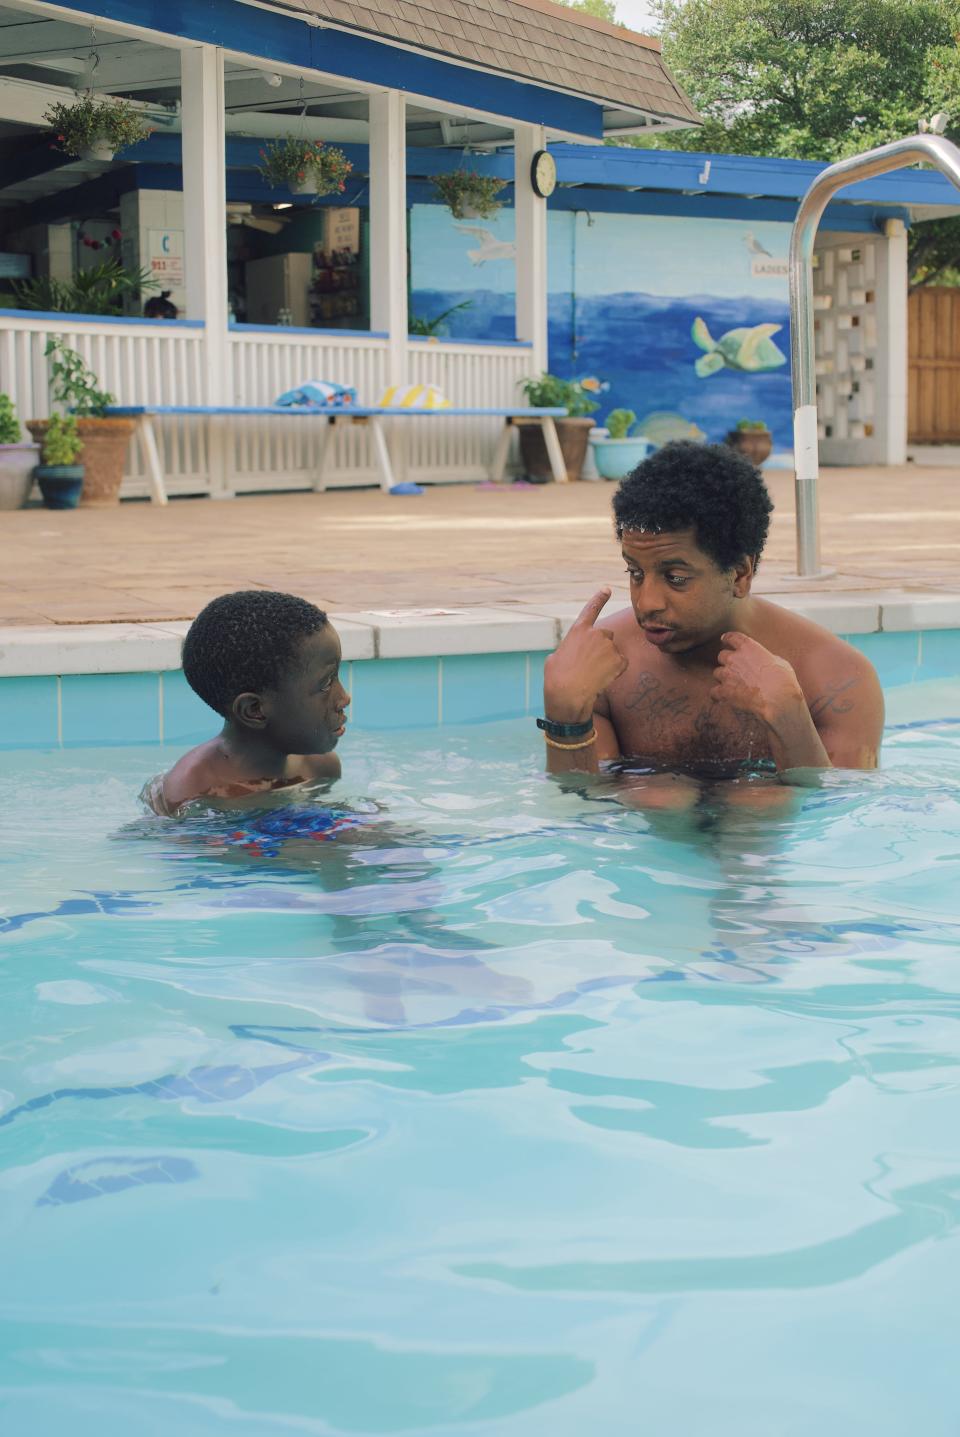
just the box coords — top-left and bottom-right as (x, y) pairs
(27, 417), (137, 506)
(726, 428), (773, 466)
(517, 416), (593, 482)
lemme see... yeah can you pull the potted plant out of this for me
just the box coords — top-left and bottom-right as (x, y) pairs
(590, 408), (654, 480)
(0, 394), (39, 510)
(44, 95), (153, 163)
(431, 170), (507, 220)
(726, 418), (773, 465)
(257, 137), (352, 196)
(34, 414), (85, 509)
(516, 374), (601, 482)
(11, 258), (157, 316)
(27, 338), (136, 507)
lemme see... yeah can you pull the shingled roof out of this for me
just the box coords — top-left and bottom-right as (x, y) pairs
(264, 0), (700, 129)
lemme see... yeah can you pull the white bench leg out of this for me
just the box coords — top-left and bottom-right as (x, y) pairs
(369, 416), (397, 493)
(541, 416), (568, 484)
(489, 420), (513, 483)
(311, 416), (334, 493)
(207, 415), (233, 499)
(138, 416), (168, 506)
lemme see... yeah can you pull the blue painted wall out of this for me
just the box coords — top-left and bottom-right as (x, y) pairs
(410, 205), (794, 452)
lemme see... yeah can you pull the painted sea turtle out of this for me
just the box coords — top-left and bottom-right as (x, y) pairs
(692, 316), (787, 378)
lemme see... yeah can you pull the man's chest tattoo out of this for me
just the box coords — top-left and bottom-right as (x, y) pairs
(624, 673), (692, 721)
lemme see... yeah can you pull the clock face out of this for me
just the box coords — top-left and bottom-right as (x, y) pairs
(531, 149), (557, 198)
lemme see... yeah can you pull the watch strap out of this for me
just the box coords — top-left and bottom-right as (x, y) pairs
(537, 716), (594, 739)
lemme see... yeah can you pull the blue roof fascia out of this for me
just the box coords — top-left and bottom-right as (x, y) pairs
(44, 0), (605, 138)
(550, 144), (960, 208)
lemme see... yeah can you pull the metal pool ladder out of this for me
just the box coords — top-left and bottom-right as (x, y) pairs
(790, 133), (960, 577)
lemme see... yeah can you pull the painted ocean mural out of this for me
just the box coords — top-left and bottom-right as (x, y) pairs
(408, 287), (793, 449)
(409, 205), (795, 452)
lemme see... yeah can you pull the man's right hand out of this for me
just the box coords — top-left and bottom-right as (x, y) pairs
(543, 588), (628, 723)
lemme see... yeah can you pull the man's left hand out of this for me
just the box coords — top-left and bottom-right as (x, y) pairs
(711, 632), (804, 725)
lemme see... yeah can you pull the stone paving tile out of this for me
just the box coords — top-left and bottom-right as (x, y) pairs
(2, 464), (958, 626)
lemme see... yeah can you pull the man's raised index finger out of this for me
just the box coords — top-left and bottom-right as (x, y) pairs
(574, 588), (612, 628)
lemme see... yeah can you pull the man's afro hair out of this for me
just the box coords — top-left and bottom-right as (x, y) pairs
(612, 441), (773, 571)
(182, 589), (328, 717)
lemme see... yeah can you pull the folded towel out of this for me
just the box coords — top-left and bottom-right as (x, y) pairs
(378, 384), (451, 409)
(274, 380), (357, 408)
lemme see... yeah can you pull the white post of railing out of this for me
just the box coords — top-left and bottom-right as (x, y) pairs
(181, 45), (230, 494)
(514, 123), (548, 374)
(369, 90), (408, 387)
(789, 133), (960, 577)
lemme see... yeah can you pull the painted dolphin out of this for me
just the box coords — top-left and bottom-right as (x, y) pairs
(692, 316), (787, 377)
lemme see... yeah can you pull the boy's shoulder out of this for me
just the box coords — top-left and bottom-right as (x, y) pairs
(145, 739), (222, 815)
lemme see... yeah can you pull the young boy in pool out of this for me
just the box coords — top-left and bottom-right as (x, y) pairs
(142, 590), (349, 816)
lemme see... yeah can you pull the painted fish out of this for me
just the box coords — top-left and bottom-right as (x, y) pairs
(634, 411), (706, 447)
(692, 316), (787, 377)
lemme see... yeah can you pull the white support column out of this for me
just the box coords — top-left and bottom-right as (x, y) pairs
(369, 90), (408, 388)
(879, 217), (909, 464)
(180, 45), (229, 407)
(514, 123), (548, 372)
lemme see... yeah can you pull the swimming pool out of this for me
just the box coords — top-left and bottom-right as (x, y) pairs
(1, 675), (959, 1435)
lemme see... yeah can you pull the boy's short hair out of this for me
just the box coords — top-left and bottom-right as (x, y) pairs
(182, 590), (328, 717)
(612, 441), (773, 571)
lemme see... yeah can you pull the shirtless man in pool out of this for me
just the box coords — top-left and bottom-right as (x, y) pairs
(540, 442), (884, 782)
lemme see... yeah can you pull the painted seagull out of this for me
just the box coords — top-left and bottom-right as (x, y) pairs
(454, 225), (517, 265)
(743, 231), (773, 257)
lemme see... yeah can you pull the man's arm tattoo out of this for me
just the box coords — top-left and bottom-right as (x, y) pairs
(808, 677), (858, 721)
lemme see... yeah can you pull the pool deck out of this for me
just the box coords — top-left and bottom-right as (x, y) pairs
(1, 463), (959, 674)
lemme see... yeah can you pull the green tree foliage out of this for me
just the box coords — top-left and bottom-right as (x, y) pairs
(635, 0), (960, 284)
(563, 0), (619, 20)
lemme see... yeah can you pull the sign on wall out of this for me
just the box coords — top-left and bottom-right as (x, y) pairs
(148, 229), (185, 289)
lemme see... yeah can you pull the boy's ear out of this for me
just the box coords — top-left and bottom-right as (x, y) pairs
(232, 692), (268, 729)
(732, 554), (755, 597)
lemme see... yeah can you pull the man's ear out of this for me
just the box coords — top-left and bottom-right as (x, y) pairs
(232, 692), (267, 730)
(732, 554), (755, 598)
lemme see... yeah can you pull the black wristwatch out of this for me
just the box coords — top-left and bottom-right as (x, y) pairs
(536, 716), (594, 739)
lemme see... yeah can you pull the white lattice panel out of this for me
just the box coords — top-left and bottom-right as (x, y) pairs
(405, 342), (532, 480)
(813, 239), (880, 452)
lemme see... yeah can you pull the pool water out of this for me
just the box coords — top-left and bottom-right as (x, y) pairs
(2, 679), (960, 1436)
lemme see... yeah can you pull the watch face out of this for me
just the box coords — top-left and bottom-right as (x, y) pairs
(531, 149), (557, 198)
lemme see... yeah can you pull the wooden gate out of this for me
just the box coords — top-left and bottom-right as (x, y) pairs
(908, 286), (960, 443)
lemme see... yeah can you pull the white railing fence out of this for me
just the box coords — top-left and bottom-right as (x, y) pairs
(0, 315), (534, 497)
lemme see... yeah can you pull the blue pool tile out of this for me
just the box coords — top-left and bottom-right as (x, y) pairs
(442, 653), (528, 724)
(918, 629), (960, 682)
(350, 657), (439, 729)
(526, 651), (549, 716)
(843, 631), (920, 687)
(60, 672), (160, 746)
(162, 670), (217, 745)
(0, 676), (59, 749)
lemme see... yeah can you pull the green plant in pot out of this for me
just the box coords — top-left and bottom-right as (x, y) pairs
(257, 137), (353, 196)
(726, 417), (773, 466)
(0, 393), (40, 510)
(590, 407), (654, 481)
(44, 95), (153, 163)
(431, 170), (507, 220)
(516, 374), (601, 483)
(27, 337), (136, 507)
(34, 413), (85, 510)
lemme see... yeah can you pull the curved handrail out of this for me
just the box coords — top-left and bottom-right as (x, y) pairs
(789, 134), (960, 576)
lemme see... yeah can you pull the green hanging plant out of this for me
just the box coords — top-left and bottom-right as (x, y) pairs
(257, 136), (353, 195)
(431, 169), (507, 220)
(43, 96), (154, 158)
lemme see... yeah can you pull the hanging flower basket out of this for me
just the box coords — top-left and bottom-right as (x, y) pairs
(257, 137), (353, 197)
(431, 170), (507, 221)
(43, 96), (154, 162)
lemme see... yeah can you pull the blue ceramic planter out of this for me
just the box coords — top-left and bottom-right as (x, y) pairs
(35, 464), (84, 510)
(590, 436), (654, 480)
